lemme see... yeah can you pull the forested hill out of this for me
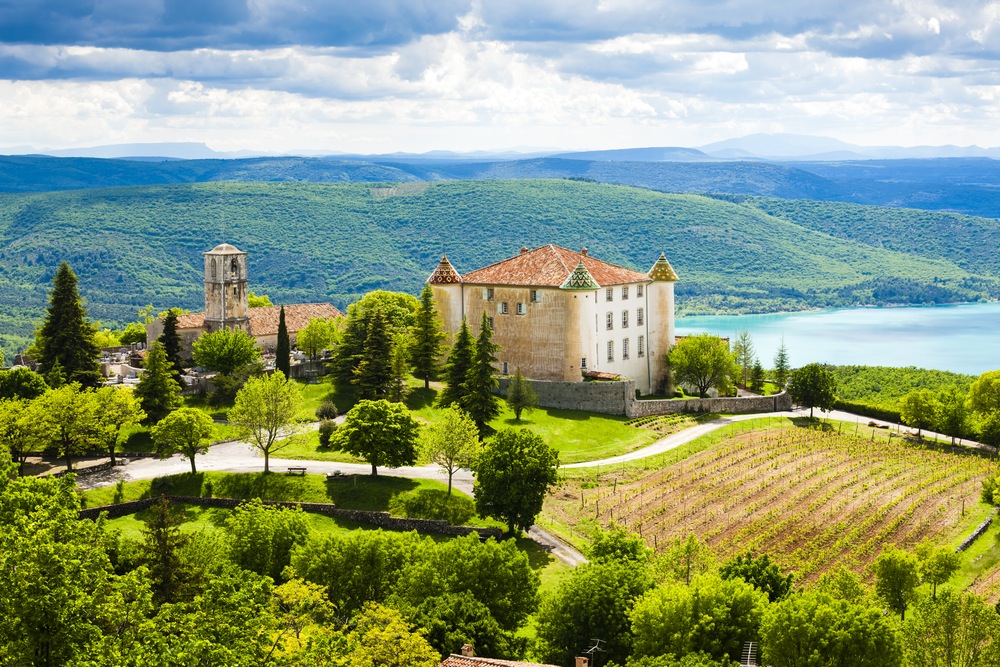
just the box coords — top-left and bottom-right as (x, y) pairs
(4, 154), (1000, 218)
(1, 179), (997, 357)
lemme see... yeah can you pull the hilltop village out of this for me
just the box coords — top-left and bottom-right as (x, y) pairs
(2, 238), (1000, 667)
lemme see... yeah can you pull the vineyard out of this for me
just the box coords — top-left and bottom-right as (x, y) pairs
(544, 419), (999, 585)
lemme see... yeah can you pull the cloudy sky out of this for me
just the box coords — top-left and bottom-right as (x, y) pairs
(2, 0), (1000, 154)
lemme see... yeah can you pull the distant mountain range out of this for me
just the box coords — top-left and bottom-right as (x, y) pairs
(4, 133), (1000, 162)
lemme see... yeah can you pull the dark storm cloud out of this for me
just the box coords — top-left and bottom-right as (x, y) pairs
(0, 0), (470, 50)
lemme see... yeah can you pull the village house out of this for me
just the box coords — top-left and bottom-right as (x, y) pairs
(428, 245), (678, 395)
(146, 243), (342, 357)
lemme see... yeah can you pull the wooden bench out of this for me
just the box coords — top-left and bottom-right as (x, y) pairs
(287, 467), (307, 476)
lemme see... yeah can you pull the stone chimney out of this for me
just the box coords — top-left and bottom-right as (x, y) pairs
(581, 247), (588, 257)
(520, 246), (528, 254)
(576, 658), (589, 667)
(461, 644), (475, 657)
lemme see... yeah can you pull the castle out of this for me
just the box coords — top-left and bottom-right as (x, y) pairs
(146, 243), (342, 356)
(428, 245), (678, 395)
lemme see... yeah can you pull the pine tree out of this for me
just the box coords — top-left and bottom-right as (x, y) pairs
(410, 284), (446, 389)
(135, 340), (182, 424)
(160, 309), (184, 379)
(276, 305), (291, 378)
(461, 312), (502, 437)
(329, 304), (369, 388)
(36, 261), (102, 388)
(506, 367), (539, 421)
(437, 318), (475, 407)
(750, 357), (766, 393)
(353, 307), (392, 400)
(388, 334), (410, 403)
(773, 337), (790, 389)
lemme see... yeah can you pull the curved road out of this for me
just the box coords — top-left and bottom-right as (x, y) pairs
(81, 408), (983, 567)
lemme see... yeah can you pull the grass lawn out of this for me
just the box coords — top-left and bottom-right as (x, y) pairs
(274, 430), (368, 463)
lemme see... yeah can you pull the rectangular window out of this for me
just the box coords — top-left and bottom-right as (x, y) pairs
(622, 286), (629, 300)
(483, 287), (494, 301)
(606, 288), (613, 302)
(502, 361), (509, 375)
(622, 311), (629, 328)
(581, 357), (587, 370)
(530, 290), (540, 303)
(516, 302), (526, 315)
(637, 284), (644, 298)
(623, 338), (630, 360)
(606, 312), (614, 330)
(499, 301), (509, 315)
(487, 317), (494, 330)
(607, 341), (614, 362)
(637, 308), (644, 326)
(638, 335), (645, 357)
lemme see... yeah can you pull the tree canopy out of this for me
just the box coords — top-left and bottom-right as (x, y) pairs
(422, 405), (480, 496)
(667, 334), (739, 399)
(789, 363), (837, 418)
(151, 407), (215, 474)
(35, 261), (102, 388)
(333, 399), (420, 476)
(192, 328), (261, 376)
(228, 370), (301, 473)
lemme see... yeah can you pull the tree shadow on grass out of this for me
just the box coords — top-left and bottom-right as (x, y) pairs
(323, 474), (421, 512)
(514, 536), (558, 572)
(406, 387), (438, 411)
(790, 416), (835, 431)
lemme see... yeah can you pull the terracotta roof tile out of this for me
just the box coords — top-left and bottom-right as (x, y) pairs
(171, 303), (343, 336)
(462, 245), (650, 288)
(439, 656), (559, 667)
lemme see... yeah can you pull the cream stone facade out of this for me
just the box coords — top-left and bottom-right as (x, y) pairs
(428, 245), (678, 395)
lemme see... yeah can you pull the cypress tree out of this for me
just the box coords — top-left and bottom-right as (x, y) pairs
(353, 306), (392, 400)
(773, 337), (790, 389)
(437, 318), (475, 407)
(160, 310), (184, 379)
(275, 306), (291, 378)
(461, 312), (502, 437)
(410, 284), (446, 389)
(135, 341), (182, 424)
(36, 261), (102, 388)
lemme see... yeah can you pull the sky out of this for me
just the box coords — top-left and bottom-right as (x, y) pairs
(2, 0), (1000, 154)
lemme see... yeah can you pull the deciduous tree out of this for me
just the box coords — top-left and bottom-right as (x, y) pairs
(42, 382), (100, 471)
(873, 547), (921, 621)
(225, 498), (311, 582)
(151, 407), (215, 474)
(422, 405), (480, 495)
(0, 366), (48, 400)
(228, 370), (301, 473)
(667, 334), (739, 398)
(410, 284), (446, 390)
(0, 397), (55, 475)
(94, 386), (145, 466)
(719, 552), (794, 602)
(789, 363), (837, 419)
(333, 399), (419, 476)
(472, 428), (559, 535)
(936, 385), (970, 445)
(35, 261), (102, 388)
(904, 591), (1000, 667)
(297, 317), (341, 361)
(899, 388), (941, 440)
(916, 543), (960, 600)
(192, 328), (261, 376)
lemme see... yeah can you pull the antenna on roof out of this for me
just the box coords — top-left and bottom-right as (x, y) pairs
(585, 639), (605, 667)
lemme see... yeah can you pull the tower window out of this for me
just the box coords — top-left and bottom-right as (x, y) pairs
(581, 357), (587, 369)
(230, 258), (238, 275)
(233, 287), (238, 296)
(638, 335), (645, 357)
(606, 312), (613, 330)
(637, 308), (644, 326)
(211, 258), (217, 278)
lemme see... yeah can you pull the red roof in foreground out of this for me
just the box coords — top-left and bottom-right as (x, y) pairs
(461, 245), (650, 288)
(173, 303), (343, 336)
(440, 656), (559, 667)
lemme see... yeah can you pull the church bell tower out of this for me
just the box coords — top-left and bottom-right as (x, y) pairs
(203, 243), (250, 333)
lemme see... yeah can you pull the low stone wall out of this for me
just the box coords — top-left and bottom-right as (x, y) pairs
(957, 510), (996, 553)
(627, 391), (793, 418)
(80, 495), (502, 540)
(496, 377), (633, 415)
(496, 377), (792, 417)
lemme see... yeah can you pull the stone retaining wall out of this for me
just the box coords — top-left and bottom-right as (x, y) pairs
(957, 510), (995, 553)
(496, 377), (791, 417)
(80, 495), (502, 540)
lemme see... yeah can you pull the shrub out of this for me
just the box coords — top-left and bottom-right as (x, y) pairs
(318, 420), (338, 448)
(316, 401), (338, 420)
(388, 489), (475, 525)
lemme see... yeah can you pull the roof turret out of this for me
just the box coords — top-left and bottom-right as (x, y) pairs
(648, 252), (679, 282)
(205, 243), (244, 255)
(427, 254), (463, 284)
(560, 261), (599, 290)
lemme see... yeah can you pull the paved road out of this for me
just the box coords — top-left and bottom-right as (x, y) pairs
(81, 407), (985, 567)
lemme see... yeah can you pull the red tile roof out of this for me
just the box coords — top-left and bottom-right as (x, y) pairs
(172, 303), (343, 336)
(439, 656), (559, 667)
(461, 245), (650, 288)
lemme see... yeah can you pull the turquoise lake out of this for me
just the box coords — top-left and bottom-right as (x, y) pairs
(675, 302), (1000, 375)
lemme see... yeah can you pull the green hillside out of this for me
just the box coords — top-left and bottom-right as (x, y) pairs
(0, 179), (995, 357)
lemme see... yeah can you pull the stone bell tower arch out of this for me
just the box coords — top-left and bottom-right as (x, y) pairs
(203, 243), (250, 333)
